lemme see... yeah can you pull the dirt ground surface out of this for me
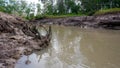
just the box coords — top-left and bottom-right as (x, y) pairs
(0, 12), (51, 68)
(32, 13), (120, 30)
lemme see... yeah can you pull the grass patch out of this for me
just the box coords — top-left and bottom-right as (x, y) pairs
(34, 13), (86, 20)
(94, 8), (120, 15)
(45, 14), (86, 18)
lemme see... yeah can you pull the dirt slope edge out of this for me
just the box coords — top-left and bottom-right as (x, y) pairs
(0, 12), (51, 68)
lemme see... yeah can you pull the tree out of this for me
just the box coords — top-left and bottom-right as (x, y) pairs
(57, 0), (66, 14)
(0, 0), (37, 19)
(0, 0), (6, 12)
(65, 0), (81, 14)
(37, 3), (41, 15)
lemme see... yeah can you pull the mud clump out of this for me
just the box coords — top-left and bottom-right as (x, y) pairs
(0, 12), (51, 68)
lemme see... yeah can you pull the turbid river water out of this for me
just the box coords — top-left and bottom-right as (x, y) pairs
(15, 26), (120, 68)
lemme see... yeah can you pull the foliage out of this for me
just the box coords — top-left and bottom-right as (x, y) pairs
(0, 0), (120, 19)
(0, 0), (38, 19)
(94, 8), (120, 15)
(41, 0), (81, 15)
(34, 14), (46, 20)
(80, 0), (120, 15)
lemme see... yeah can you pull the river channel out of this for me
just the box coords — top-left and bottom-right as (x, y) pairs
(15, 26), (120, 68)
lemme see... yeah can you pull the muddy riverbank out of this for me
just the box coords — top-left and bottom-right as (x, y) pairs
(1, 12), (120, 68)
(32, 13), (120, 30)
(0, 12), (51, 68)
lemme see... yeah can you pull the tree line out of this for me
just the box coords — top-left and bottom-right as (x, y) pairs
(43, 0), (120, 15)
(0, 0), (120, 19)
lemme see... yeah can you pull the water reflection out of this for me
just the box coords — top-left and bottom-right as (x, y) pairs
(15, 26), (120, 68)
(25, 56), (31, 65)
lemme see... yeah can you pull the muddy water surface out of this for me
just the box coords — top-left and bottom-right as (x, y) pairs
(15, 26), (120, 68)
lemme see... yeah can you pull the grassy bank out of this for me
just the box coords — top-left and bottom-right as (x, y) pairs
(94, 8), (120, 15)
(34, 13), (86, 20)
(45, 14), (86, 18)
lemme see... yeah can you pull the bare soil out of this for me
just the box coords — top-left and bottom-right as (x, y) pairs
(32, 13), (120, 30)
(0, 12), (51, 68)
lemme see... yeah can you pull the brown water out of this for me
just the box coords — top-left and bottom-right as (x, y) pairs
(15, 26), (120, 68)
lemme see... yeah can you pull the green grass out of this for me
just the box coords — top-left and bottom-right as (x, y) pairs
(94, 8), (120, 15)
(45, 14), (86, 18)
(34, 13), (86, 20)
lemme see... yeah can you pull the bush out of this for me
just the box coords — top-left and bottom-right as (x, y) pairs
(34, 14), (46, 20)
